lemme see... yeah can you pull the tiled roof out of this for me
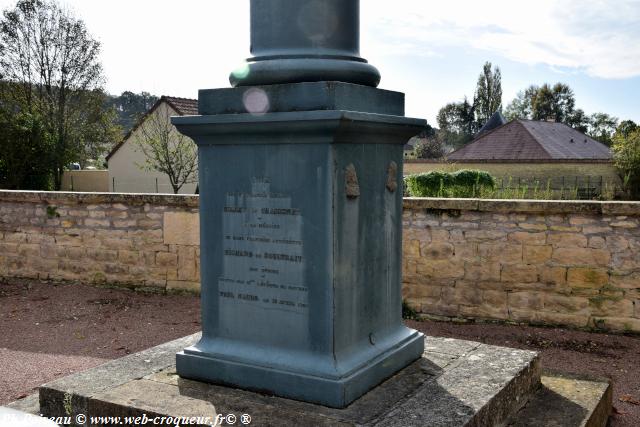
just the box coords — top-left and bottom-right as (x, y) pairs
(164, 96), (198, 116)
(106, 96), (198, 161)
(477, 111), (507, 136)
(447, 120), (612, 161)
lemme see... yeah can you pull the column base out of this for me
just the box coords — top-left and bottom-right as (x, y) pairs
(230, 58), (381, 88)
(176, 331), (424, 408)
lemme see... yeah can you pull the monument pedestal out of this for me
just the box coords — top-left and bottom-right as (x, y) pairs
(173, 84), (425, 408)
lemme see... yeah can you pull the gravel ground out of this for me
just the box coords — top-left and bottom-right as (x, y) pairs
(1, 279), (638, 426)
(0, 279), (200, 405)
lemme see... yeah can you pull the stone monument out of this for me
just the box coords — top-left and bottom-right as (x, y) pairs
(173, 0), (426, 408)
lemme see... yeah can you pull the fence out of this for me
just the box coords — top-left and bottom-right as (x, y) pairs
(403, 160), (624, 200)
(61, 171), (109, 193)
(109, 177), (198, 195)
(491, 175), (624, 200)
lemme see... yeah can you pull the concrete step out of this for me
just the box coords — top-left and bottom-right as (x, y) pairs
(507, 371), (612, 427)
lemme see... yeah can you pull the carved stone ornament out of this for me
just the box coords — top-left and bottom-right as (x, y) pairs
(345, 163), (360, 199)
(386, 161), (398, 193)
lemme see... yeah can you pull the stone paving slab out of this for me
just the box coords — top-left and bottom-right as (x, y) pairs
(39, 333), (202, 420)
(38, 334), (541, 426)
(509, 371), (612, 427)
(6, 393), (39, 414)
(375, 343), (541, 427)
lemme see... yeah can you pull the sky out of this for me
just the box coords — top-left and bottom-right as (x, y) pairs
(1, 0), (639, 126)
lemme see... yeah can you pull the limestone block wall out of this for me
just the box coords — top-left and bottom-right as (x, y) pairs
(1, 191), (639, 333)
(0, 191), (200, 293)
(403, 198), (640, 333)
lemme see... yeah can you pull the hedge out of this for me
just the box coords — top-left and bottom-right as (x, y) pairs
(404, 170), (495, 198)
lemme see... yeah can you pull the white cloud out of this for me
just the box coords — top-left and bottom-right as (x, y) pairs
(363, 0), (640, 79)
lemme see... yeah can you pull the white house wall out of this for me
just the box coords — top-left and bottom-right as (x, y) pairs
(107, 102), (198, 194)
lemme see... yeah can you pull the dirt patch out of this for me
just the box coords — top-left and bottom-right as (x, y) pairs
(0, 279), (200, 404)
(406, 319), (640, 427)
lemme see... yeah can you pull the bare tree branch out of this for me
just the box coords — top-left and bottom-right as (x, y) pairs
(135, 105), (198, 194)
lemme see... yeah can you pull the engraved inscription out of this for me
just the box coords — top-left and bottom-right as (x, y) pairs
(218, 178), (307, 314)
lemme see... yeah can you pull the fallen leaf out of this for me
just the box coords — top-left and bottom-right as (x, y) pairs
(619, 395), (640, 405)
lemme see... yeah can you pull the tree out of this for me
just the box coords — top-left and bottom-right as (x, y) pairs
(414, 137), (445, 159)
(615, 120), (638, 139)
(474, 62), (502, 125)
(437, 97), (477, 149)
(566, 109), (589, 134)
(79, 92), (123, 168)
(612, 127), (640, 199)
(588, 112), (618, 146)
(530, 84), (555, 121)
(506, 82), (579, 126)
(531, 83), (575, 122)
(436, 62), (502, 148)
(108, 91), (158, 132)
(136, 106), (198, 194)
(0, 0), (116, 189)
(549, 83), (576, 123)
(504, 86), (537, 121)
(0, 97), (52, 189)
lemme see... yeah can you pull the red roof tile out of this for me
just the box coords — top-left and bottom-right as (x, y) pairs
(164, 97), (198, 116)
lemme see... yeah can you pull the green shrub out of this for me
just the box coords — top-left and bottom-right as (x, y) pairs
(402, 300), (419, 320)
(404, 170), (495, 198)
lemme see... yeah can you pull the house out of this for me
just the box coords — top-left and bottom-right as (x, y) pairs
(106, 96), (198, 194)
(476, 111), (507, 136)
(404, 138), (418, 159)
(447, 119), (612, 162)
(405, 119), (621, 198)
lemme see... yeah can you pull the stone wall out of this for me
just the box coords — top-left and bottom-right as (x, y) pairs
(403, 198), (640, 333)
(0, 191), (200, 293)
(1, 191), (639, 333)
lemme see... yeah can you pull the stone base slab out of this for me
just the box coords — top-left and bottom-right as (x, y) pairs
(510, 371), (612, 427)
(37, 333), (546, 426)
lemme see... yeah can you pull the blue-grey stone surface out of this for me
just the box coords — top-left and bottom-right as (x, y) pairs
(231, 0), (380, 87)
(198, 82), (404, 116)
(173, 108), (426, 408)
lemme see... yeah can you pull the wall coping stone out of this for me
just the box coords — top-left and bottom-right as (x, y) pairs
(1, 191), (638, 216)
(0, 190), (199, 208)
(404, 159), (613, 164)
(403, 198), (640, 216)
